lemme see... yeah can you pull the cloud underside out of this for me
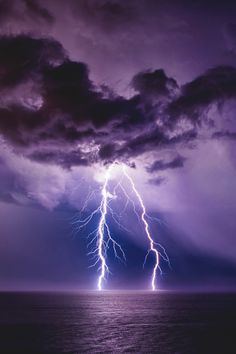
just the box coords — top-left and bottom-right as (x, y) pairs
(0, 34), (236, 173)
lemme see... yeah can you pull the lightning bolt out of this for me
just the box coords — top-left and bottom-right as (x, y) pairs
(72, 164), (126, 291)
(122, 164), (161, 290)
(97, 164), (111, 290)
(72, 161), (170, 291)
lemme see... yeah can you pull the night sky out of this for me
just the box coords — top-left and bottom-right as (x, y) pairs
(0, 0), (236, 291)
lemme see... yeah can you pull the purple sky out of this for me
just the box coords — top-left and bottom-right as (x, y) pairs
(0, 0), (236, 290)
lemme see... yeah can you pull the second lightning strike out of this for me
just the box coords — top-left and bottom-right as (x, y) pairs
(73, 161), (170, 291)
(122, 164), (161, 291)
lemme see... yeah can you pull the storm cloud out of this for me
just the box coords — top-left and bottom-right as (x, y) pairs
(0, 34), (235, 171)
(147, 156), (186, 173)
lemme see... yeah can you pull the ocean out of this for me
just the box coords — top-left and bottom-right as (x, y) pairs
(0, 291), (235, 354)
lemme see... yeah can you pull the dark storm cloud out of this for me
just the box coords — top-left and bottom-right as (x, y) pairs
(0, 34), (236, 168)
(212, 130), (236, 140)
(0, 36), (104, 151)
(147, 156), (186, 173)
(119, 129), (196, 159)
(46, 75), (144, 131)
(0, 105), (47, 146)
(0, 35), (65, 88)
(29, 149), (89, 168)
(169, 66), (236, 125)
(98, 143), (116, 160)
(0, 35), (174, 165)
(132, 69), (178, 99)
(42, 60), (96, 124)
(97, 128), (197, 163)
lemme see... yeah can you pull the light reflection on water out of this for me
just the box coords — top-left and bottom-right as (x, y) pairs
(0, 291), (235, 353)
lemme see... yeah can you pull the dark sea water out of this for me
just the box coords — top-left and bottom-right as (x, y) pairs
(0, 291), (235, 354)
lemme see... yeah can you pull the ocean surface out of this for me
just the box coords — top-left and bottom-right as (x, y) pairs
(0, 291), (235, 354)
